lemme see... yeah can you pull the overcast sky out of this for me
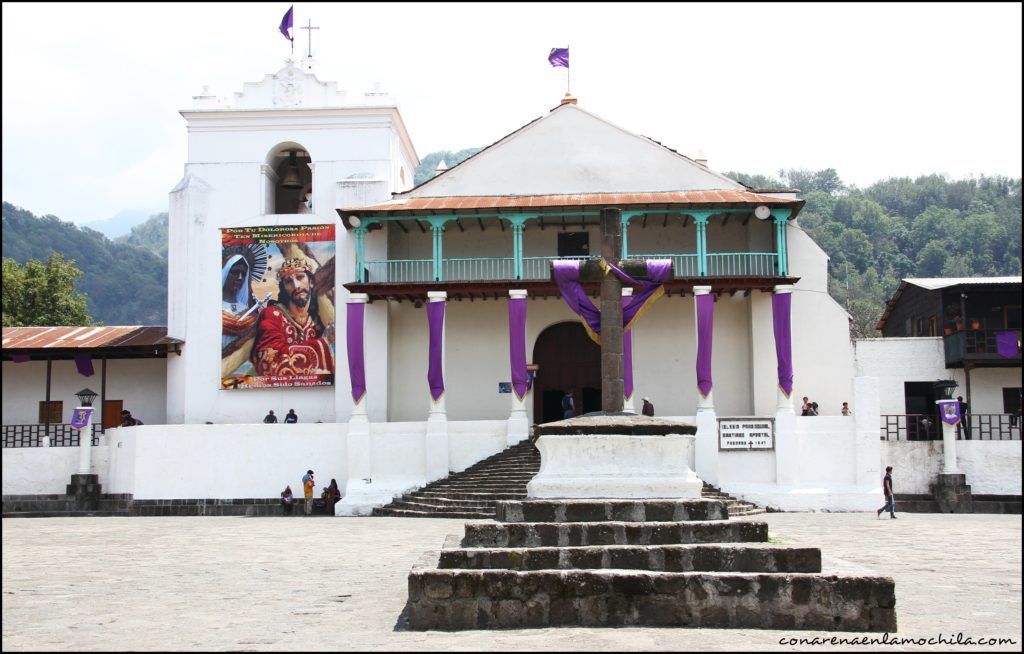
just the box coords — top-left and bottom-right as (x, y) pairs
(2, 2), (1021, 225)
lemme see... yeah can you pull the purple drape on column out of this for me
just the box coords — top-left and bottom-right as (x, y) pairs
(695, 293), (714, 398)
(427, 301), (446, 401)
(73, 354), (95, 377)
(509, 297), (528, 400)
(772, 292), (794, 397)
(552, 260), (601, 339)
(346, 302), (366, 403)
(996, 330), (1020, 358)
(623, 303), (634, 400)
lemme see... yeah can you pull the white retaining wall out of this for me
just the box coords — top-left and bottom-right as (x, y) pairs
(880, 439), (1022, 495)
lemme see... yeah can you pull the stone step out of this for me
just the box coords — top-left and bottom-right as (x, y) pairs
(407, 567), (896, 631)
(2, 510), (131, 519)
(972, 501), (1022, 514)
(439, 544), (822, 573)
(396, 496), (498, 508)
(495, 499), (728, 523)
(417, 491), (528, 501)
(372, 508), (491, 520)
(389, 500), (496, 514)
(462, 520), (768, 548)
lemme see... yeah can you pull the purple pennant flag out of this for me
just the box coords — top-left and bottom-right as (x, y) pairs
(427, 301), (446, 402)
(772, 292), (793, 397)
(695, 294), (714, 398)
(73, 354), (95, 377)
(548, 47), (569, 68)
(279, 5), (294, 41)
(938, 399), (961, 426)
(996, 330), (1020, 358)
(346, 302), (366, 403)
(509, 296), (528, 401)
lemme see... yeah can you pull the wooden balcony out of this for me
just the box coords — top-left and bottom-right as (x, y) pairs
(944, 329), (1022, 368)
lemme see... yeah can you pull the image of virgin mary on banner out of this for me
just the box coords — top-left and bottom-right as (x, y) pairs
(220, 224), (336, 389)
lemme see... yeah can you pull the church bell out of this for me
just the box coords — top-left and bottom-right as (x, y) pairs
(281, 151), (304, 189)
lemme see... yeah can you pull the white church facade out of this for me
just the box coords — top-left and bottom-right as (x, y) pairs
(3, 59), (1019, 511)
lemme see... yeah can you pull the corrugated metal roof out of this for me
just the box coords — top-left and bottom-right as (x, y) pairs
(1, 326), (181, 351)
(342, 190), (801, 216)
(905, 277), (1022, 291)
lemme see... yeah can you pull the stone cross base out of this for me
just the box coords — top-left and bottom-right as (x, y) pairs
(931, 473), (973, 514)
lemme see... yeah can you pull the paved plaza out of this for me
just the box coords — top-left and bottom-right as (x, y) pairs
(2, 512), (1020, 651)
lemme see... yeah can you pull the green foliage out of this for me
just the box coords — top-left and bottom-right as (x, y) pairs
(2, 253), (94, 327)
(117, 212), (168, 258)
(2, 202), (167, 325)
(414, 148), (483, 186)
(723, 171), (1022, 338)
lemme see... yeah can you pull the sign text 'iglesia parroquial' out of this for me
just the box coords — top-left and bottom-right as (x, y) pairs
(718, 418), (775, 450)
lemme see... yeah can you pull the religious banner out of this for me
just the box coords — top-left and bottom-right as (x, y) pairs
(70, 407), (94, 430)
(427, 301), (445, 401)
(937, 399), (961, 426)
(220, 224), (336, 390)
(508, 296), (528, 400)
(346, 301), (366, 404)
(996, 330), (1020, 358)
(771, 292), (794, 397)
(695, 293), (714, 398)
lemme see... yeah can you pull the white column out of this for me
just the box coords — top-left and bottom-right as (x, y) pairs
(938, 401), (961, 473)
(76, 409), (93, 475)
(693, 285), (718, 485)
(853, 376), (882, 488)
(622, 287), (636, 414)
(337, 293), (375, 515)
(507, 289), (530, 445)
(425, 291), (450, 482)
(772, 284), (798, 486)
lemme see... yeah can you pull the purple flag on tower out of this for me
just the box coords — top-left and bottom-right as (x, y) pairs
(279, 6), (294, 41)
(548, 47), (569, 68)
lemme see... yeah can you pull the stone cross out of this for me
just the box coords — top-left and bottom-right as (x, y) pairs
(300, 19), (320, 58)
(570, 207), (651, 413)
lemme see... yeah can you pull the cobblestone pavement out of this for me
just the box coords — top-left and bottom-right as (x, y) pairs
(2, 512), (1020, 651)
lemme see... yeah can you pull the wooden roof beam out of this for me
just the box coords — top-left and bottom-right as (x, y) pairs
(477, 217), (486, 232)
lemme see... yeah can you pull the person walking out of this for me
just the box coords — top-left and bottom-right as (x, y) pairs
(302, 470), (315, 516)
(263, 410), (278, 424)
(284, 409), (298, 424)
(876, 466), (896, 519)
(561, 390), (575, 419)
(641, 397), (655, 417)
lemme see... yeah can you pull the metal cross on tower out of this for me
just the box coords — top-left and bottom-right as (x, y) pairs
(300, 19), (319, 58)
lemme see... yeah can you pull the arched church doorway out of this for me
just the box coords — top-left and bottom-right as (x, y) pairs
(532, 321), (601, 423)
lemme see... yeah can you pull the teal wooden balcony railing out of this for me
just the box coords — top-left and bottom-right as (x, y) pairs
(361, 252), (782, 283)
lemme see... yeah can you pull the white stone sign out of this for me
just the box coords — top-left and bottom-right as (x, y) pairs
(718, 418), (774, 450)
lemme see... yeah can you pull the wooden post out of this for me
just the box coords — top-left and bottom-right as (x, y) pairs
(600, 208), (624, 412)
(44, 357), (52, 430)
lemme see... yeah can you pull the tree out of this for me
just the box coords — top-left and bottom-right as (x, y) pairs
(2, 253), (94, 327)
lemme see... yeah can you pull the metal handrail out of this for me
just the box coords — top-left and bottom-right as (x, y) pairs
(2, 423), (104, 448)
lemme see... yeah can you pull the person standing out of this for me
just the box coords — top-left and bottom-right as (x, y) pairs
(561, 390), (575, 419)
(876, 466), (896, 519)
(302, 470), (315, 516)
(841, 402), (853, 416)
(263, 410), (278, 424)
(957, 396), (970, 440)
(641, 397), (655, 417)
(284, 409), (298, 424)
(801, 397), (811, 416)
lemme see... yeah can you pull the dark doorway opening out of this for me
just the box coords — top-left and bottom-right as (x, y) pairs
(557, 232), (590, 257)
(532, 321), (601, 424)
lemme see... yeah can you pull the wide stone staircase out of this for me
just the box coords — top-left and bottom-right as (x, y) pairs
(406, 498), (896, 630)
(374, 440), (765, 519)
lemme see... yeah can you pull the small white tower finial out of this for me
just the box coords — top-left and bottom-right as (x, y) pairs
(434, 160), (448, 176)
(695, 149), (708, 167)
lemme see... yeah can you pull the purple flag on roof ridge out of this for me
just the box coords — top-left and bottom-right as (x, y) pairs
(548, 47), (569, 68)
(279, 6), (294, 41)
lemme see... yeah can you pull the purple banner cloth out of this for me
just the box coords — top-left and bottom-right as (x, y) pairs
(279, 6), (294, 40)
(73, 354), (95, 377)
(996, 330), (1020, 358)
(509, 297), (528, 400)
(427, 301), (445, 401)
(11, 354), (31, 363)
(772, 292), (793, 397)
(548, 47), (569, 68)
(70, 407), (93, 430)
(346, 302), (366, 403)
(696, 293), (714, 398)
(938, 399), (961, 426)
(623, 297), (634, 400)
(552, 259), (672, 343)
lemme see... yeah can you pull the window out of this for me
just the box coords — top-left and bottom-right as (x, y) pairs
(905, 318), (913, 337)
(558, 232), (590, 257)
(916, 318), (925, 336)
(1003, 388), (1022, 414)
(1006, 305), (1021, 329)
(928, 315), (937, 336)
(38, 401), (63, 424)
